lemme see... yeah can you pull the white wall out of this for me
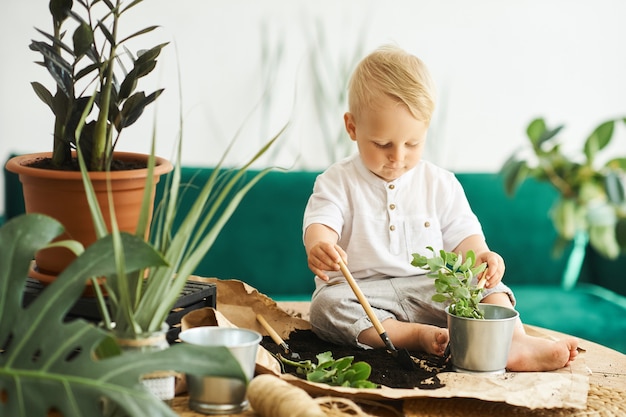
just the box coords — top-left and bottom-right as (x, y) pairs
(2, 0), (626, 215)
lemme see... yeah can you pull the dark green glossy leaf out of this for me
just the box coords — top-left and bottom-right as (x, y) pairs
(118, 68), (139, 101)
(135, 42), (168, 66)
(116, 89), (164, 129)
(74, 62), (101, 82)
(134, 58), (158, 79)
(120, 26), (161, 46)
(96, 19), (115, 45)
(33, 27), (75, 57)
(121, 0), (146, 14)
(72, 22), (93, 58)
(31, 82), (55, 113)
(29, 40), (73, 97)
(49, 0), (73, 25)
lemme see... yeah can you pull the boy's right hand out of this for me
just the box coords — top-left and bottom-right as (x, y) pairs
(307, 242), (347, 281)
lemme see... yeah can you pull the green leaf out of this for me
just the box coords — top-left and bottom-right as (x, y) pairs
(500, 157), (528, 196)
(539, 125), (564, 146)
(584, 120), (615, 162)
(413, 247), (486, 319)
(116, 89), (164, 129)
(49, 0), (73, 25)
(72, 22), (93, 58)
(551, 198), (579, 240)
(135, 43), (168, 66)
(0, 214), (246, 417)
(281, 351), (376, 388)
(589, 224), (620, 259)
(605, 171), (625, 205)
(31, 81), (55, 113)
(606, 157), (626, 171)
(431, 293), (449, 303)
(29, 40), (73, 98)
(526, 118), (547, 147)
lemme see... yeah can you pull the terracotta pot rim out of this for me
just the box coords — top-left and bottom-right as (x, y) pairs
(5, 151), (173, 180)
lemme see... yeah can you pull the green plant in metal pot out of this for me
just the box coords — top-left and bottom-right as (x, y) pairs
(30, 0), (166, 170)
(500, 118), (626, 260)
(0, 213), (246, 417)
(411, 246), (487, 319)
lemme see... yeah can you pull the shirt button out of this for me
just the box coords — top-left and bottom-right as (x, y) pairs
(389, 204), (396, 210)
(424, 221), (430, 227)
(389, 225), (396, 231)
(389, 184), (395, 190)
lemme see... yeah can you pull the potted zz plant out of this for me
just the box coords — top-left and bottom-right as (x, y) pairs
(411, 247), (519, 374)
(5, 0), (172, 280)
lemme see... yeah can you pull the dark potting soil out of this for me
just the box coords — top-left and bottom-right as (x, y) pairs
(260, 329), (452, 390)
(27, 157), (147, 171)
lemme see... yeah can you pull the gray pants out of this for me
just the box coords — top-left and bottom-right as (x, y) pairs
(309, 274), (515, 348)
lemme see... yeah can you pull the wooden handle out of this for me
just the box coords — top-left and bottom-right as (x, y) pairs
(338, 259), (387, 336)
(256, 314), (284, 346)
(477, 268), (488, 289)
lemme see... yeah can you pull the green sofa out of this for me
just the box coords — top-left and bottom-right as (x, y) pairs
(4, 162), (626, 353)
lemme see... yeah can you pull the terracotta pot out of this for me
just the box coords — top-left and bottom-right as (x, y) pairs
(5, 152), (173, 281)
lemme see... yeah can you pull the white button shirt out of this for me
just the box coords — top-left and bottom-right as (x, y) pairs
(303, 154), (484, 287)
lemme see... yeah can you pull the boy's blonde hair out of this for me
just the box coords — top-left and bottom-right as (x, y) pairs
(348, 45), (436, 123)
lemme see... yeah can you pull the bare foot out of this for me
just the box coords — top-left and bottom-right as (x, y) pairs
(409, 324), (449, 355)
(506, 332), (579, 372)
(358, 320), (449, 356)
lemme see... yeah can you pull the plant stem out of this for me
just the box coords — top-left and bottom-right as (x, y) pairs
(90, 0), (120, 171)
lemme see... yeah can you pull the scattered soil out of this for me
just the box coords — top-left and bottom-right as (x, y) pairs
(27, 156), (147, 171)
(260, 329), (452, 390)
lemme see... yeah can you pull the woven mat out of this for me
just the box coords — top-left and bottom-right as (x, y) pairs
(403, 384), (626, 417)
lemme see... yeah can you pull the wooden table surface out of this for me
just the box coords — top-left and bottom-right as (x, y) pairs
(170, 302), (626, 416)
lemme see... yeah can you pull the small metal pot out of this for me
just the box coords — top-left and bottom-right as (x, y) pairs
(446, 303), (519, 374)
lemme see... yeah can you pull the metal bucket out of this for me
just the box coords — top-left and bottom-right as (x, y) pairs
(446, 303), (519, 374)
(179, 327), (261, 415)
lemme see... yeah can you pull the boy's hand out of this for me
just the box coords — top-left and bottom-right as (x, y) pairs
(307, 242), (347, 281)
(476, 251), (505, 288)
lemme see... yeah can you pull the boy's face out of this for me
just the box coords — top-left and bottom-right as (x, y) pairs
(344, 95), (428, 182)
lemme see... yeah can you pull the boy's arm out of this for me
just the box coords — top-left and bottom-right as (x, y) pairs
(304, 223), (347, 281)
(453, 234), (505, 288)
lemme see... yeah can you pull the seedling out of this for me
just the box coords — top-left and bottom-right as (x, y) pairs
(279, 351), (378, 388)
(411, 246), (487, 319)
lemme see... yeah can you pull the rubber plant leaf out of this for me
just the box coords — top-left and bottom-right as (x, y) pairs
(0, 214), (246, 417)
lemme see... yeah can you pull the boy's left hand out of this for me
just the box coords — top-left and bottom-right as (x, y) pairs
(476, 251), (505, 288)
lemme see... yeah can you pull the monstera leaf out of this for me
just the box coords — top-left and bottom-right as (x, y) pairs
(0, 214), (246, 417)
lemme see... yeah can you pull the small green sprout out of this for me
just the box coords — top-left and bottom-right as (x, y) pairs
(279, 351), (378, 388)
